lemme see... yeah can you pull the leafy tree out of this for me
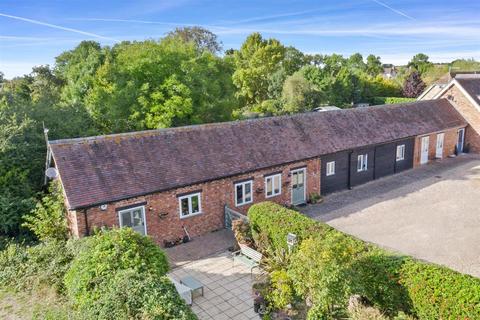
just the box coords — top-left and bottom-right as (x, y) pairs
(87, 38), (237, 132)
(281, 71), (322, 114)
(366, 54), (383, 76)
(232, 33), (286, 110)
(22, 181), (68, 242)
(166, 26), (222, 54)
(408, 53), (433, 75)
(348, 53), (366, 71)
(402, 71), (426, 98)
(54, 41), (105, 105)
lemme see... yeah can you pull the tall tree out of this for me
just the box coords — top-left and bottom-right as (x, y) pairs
(232, 33), (286, 110)
(408, 53), (433, 75)
(403, 71), (426, 98)
(166, 26), (222, 54)
(281, 71), (322, 114)
(366, 54), (383, 76)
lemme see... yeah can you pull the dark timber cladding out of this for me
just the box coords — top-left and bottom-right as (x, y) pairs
(321, 138), (415, 195)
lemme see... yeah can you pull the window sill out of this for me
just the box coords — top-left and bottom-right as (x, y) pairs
(235, 201), (253, 207)
(180, 211), (203, 219)
(265, 193), (281, 199)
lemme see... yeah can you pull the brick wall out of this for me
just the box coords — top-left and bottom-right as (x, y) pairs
(413, 127), (464, 167)
(440, 85), (480, 152)
(69, 157), (321, 246)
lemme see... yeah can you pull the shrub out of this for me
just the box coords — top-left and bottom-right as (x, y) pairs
(372, 97), (416, 105)
(248, 202), (328, 252)
(22, 182), (68, 242)
(249, 202), (480, 319)
(82, 269), (196, 320)
(64, 227), (169, 309)
(0, 240), (76, 292)
(267, 269), (295, 310)
(400, 259), (480, 319)
(232, 219), (253, 247)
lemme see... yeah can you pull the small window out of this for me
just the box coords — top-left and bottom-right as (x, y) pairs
(235, 180), (253, 206)
(118, 206), (146, 235)
(265, 174), (281, 198)
(357, 154), (368, 172)
(326, 161), (335, 176)
(396, 144), (405, 161)
(178, 193), (202, 218)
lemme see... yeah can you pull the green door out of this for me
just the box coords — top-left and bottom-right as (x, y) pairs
(291, 169), (306, 205)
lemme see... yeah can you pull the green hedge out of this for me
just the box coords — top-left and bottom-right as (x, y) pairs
(249, 202), (480, 319)
(248, 202), (329, 252)
(373, 97), (416, 105)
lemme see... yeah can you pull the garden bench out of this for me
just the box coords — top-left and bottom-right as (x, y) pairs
(232, 244), (262, 275)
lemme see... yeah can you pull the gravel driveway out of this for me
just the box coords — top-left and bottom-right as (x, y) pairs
(302, 154), (480, 278)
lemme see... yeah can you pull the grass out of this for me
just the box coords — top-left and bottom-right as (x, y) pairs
(0, 286), (70, 320)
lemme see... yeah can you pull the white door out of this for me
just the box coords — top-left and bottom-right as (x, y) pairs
(436, 133), (444, 159)
(457, 128), (465, 153)
(420, 136), (429, 164)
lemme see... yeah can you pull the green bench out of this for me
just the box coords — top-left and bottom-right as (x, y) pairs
(232, 244), (262, 275)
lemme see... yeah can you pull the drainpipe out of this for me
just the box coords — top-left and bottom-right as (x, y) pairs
(347, 151), (353, 190)
(83, 209), (90, 236)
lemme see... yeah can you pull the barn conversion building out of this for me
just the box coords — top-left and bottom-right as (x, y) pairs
(49, 99), (473, 246)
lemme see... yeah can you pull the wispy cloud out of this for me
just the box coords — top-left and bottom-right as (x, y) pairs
(0, 12), (119, 42)
(371, 0), (415, 20)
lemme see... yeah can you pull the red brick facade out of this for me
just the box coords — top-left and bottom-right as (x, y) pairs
(438, 85), (480, 153)
(67, 158), (321, 246)
(413, 127), (465, 168)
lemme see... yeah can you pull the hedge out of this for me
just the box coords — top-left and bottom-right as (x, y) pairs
(373, 97), (416, 105)
(248, 202), (330, 252)
(248, 202), (480, 319)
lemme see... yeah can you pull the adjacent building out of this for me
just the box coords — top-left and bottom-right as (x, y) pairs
(49, 99), (473, 246)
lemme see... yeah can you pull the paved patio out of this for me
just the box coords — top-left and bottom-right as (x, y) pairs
(165, 229), (236, 268)
(168, 251), (260, 320)
(302, 154), (480, 277)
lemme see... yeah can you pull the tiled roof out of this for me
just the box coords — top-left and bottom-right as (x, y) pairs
(455, 76), (480, 107)
(50, 99), (467, 209)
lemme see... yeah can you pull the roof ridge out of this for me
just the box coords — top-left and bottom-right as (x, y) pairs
(48, 99), (440, 146)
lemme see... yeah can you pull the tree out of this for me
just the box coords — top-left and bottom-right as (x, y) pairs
(348, 53), (366, 71)
(366, 54), (383, 76)
(22, 181), (68, 242)
(403, 71), (426, 98)
(54, 41), (105, 105)
(408, 53), (433, 75)
(281, 71), (322, 114)
(166, 26), (222, 54)
(232, 33), (286, 110)
(87, 38), (237, 131)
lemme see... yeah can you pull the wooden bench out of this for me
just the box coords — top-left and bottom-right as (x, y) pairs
(232, 244), (262, 275)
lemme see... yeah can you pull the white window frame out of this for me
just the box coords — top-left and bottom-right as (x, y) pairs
(178, 192), (202, 219)
(235, 180), (253, 207)
(326, 161), (335, 176)
(118, 205), (147, 235)
(357, 154), (368, 172)
(265, 174), (282, 198)
(396, 144), (405, 161)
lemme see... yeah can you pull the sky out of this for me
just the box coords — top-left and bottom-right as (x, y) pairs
(1, 0), (480, 78)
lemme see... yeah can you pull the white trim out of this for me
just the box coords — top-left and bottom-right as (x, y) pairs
(178, 192), (202, 219)
(264, 173), (282, 198)
(290, 167), (307, 205)
(417, 84), (436, 100)
(435, 133), (444, 159)
(118, 205), (147, 235)
(432, 79), (480, 112)
(357, 154), (368, 172)
(420, 136), (430, 165)
(457, 128), (465, 153)
(396, 144), (405, 161)
(235, 180), (253, 207)
(326, 161), (335, 176)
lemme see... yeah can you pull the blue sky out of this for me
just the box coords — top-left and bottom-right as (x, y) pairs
(1, 0), (480, 78)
